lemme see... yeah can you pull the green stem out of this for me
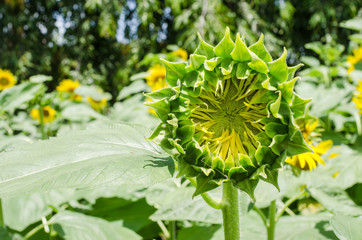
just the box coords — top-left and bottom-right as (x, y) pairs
(275, 190), (305, 222)
(221, 182), (240, 240)
(24, 222), (50, 240)
(267, 200), (276, 240)
(253, 205), (268, 227)
(168, 221), (176, 240)
(0, 199), (4, 228)
(38, 105), (46, 140)
(187, 177), (223, 209)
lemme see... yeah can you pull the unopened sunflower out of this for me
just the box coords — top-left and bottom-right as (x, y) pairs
(30, 106), (56, 123)
(347, 46), (362, 73)
(147, 28), (311, 197)
(352, 80), (362, 113)
(0, 69), (17, 90)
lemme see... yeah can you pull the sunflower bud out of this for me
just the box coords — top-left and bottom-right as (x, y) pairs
(146, 28), (311, 198)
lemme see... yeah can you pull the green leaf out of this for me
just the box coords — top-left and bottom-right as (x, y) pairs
(330, 214), (362, 240)
(291, 93), (311, 119)
(276, 213), (337, 240)
(0, 124), (173, 198)
(3, 190), (75, 231)
(248, 34), (272, 63)
(0, 81), (43, 113)
(309, 187), (362, 216)
(230, 33), (252, 62)
(248, 52), (269, 73)
(268, 48), (288, 84)
(52, 211), (141, 240)
(161, 59), (187, 87)
(186, 54), (207, 72)
(145, 98), (170, 122)
(278, 77), (299, 104)
(178, 225), (222, 240)
(214, 27), (235, 58)
(204, 57), (222, 71)
(195, 33), (215, 59)
(146, 180), (222, 224)
(287, 64), (303, 81)
(340, 17), (362, 31)
(287, 130), (312, 156)
(269, 91), (282, 118)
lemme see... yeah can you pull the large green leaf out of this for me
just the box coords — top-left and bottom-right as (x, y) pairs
(3, 190), (75, 231)
(0, 124), (173, 198)
(0, 81), (43, 113)
(276, 213), (337, 240)
(330, 214), (362, 240)
(146, 180), (222, 224)
(51, 211), (141, 240)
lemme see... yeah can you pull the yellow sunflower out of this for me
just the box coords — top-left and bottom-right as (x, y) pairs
(172, 48), (188, 60)
(87, 97), (107, 111)
(286, 140), (332, 171)
(145, 64), (167, 91)
(0, 69), (17, 91)
(352, 80), (362, 113)
(30, 106), (56, 123)
(286, 119), (334, 171)
(347, 46), (362, 73)
(145, 65), (168, 114)
(56, 79), (80, 93)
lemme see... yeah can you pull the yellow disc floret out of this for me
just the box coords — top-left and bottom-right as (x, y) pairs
(191, 78), (267, 161)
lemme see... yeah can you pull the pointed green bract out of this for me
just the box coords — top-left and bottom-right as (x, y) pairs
(214, 27), (235, 58)
(149, 28), (311, 198)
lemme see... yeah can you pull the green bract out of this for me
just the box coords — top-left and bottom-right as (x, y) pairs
(146, 28), (311, 198)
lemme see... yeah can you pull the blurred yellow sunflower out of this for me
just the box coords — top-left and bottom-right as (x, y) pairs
(30, 106), (56, 123)
(56, 79), (80, 93)
(172, 48), (188, 60)
(286, 119), (334, 171)
(347, 46), (362, 73)
(352, 80), (362, 113)
(87, 97), (107, 111)
(145, 64), (168, 115)
(286, 140), (332, 171)
(145, 64), (167, 91)
(0, 69), (17, 90)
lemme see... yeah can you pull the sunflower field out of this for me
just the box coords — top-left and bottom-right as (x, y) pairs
(1, 1), (362, 240)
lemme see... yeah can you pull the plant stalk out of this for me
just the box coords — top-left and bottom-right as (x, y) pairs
(267, 200), (276, 240)
(222, 182), (240, 240)
(168, 221), (176, 240)
(38, 105), (46, 140)
(0, 199), (4, 228)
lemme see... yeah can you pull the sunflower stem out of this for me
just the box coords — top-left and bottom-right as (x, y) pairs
(168, 221), (176, 240)
(267, 200), (276, 240)
(275, 190), (305, 222)
(38, 105), (46, 140)
(0, 199), (4, 228)
(253, 205), (268, 228)
(221, 182), (240, 240)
